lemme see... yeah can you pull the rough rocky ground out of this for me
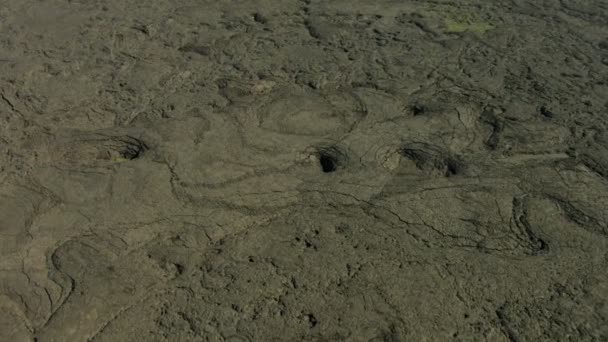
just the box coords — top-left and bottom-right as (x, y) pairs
(1, 0), (608, 341)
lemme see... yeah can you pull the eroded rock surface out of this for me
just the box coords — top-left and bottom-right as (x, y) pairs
(1, 0), (607, 340)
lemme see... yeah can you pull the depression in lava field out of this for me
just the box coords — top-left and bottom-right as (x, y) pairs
(1, 0), (607, 341)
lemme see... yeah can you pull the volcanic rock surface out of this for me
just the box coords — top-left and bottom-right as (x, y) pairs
(1, 0), (607, 341)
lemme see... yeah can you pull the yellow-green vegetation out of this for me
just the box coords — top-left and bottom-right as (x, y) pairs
(111, 156), (129, 163)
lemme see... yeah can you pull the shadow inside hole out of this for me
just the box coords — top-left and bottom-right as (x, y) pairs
(411, 104), (426, 116)
(121, 145), (144, 160)
(319, 154), (338, 173)
(539, 105), (555, 119)
(444, 158), (465, 177)
(117, 137), (148, 160)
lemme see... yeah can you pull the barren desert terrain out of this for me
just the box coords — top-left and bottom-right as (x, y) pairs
(1, 0), (608, 341)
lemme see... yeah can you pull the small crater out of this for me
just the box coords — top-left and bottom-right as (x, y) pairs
(411, 104), (426, 116)
(320, 154), (337, 173)
(174, 263), (185, 275)
(315, 146), (347, 173)
(252, 13), (267, 24)
(400, 142), (465, 177)
(304, 239), (317, 251)
(305, 313), (318, 328)
(99, 135), (148, 162)
(59, 134), (148, 166)
(539, 105), (555, 119)
(446, 158), (466, 176)
(304, 19), (322, 39)
(115, 136), (148, 160)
